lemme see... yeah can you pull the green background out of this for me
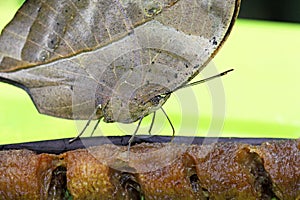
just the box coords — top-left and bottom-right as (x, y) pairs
(0, 1), (299, 144)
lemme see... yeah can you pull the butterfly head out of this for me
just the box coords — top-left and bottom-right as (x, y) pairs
(102, 84), (171, 123)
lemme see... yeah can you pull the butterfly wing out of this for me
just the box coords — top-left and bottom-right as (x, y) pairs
(0, 0), (240, 120)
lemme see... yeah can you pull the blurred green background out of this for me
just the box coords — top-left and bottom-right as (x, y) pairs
(0, 0), (299, 144)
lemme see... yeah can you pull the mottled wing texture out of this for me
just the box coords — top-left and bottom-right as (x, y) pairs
(0, 0), (134, 71)
(0, 0), (136, 119)
(0, 0), (240, 119)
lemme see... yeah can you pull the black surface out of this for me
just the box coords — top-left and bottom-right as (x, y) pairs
(239, 0), (300, 23)
(0, 136), (287, 154)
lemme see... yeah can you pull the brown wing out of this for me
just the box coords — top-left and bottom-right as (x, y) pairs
(0, 0), (240, 119)
(0, 0), (135, 72)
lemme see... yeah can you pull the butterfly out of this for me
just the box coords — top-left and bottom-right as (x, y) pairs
(0, 0), (240, 143)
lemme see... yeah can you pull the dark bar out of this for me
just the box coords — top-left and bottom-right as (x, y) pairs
(0, 136), (287, 154)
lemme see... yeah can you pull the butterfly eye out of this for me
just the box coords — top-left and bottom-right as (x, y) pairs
(150, 93), (168, 106)
(150, 96), (161, 106)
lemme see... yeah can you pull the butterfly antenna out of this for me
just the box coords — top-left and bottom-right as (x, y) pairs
(69, 104), (101, 143)
(128, 117), (144, 152)
(148, 111), (156, 135)
(154, 69), (233, 143)
(160, 107), (175, 141)
(177, 69), (234, 90)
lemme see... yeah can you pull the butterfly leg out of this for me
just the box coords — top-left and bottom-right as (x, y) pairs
(90, 119), (101, 137)
(69, 104), (102, 143)
(160, 107), (175, 141)
(128, 117), (144, 152)
(148, 111), (156, 135)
